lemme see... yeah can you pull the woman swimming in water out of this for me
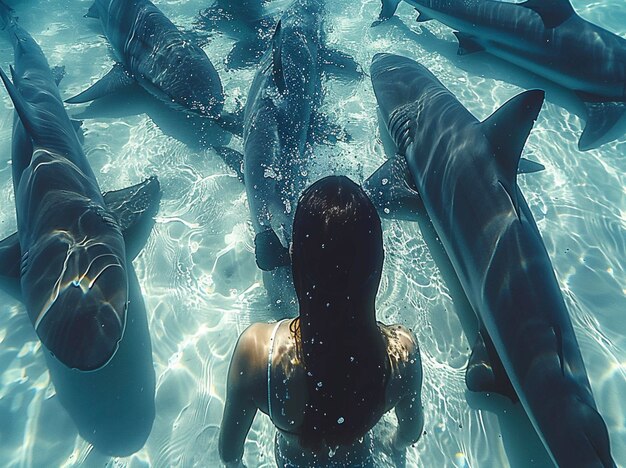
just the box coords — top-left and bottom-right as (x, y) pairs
(219, 176), (424, 467)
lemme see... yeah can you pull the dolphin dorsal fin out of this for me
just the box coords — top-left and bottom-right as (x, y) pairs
(271, 20), (286, 94)
(481, 89), (545, 213)
(521, 0), (576, 28)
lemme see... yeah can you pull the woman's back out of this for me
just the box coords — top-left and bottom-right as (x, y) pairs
(224, 318), (422, 466)
(219, 177), (424, 467)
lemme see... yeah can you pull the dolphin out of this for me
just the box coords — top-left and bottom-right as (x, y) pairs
(364, 53), (615, 467)
(242, 0), (361, 306)
(0, 3), (160, 372)
(0, 178), (160, 456)
(196, 0), (277, 70)
(66, 0), (225, 120)
(378, 0), (626, 151)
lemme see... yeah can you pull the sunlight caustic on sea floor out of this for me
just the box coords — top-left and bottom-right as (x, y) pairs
(0, 0), (624, 467)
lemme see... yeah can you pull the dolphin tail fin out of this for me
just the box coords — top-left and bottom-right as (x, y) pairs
(254, 229), (290, 271)
(65, 62), (134, 104)
(213, 146), (245, 182)
(466, 330), (518, 402)
(103, 177), (161, 261)
(0, 0), (15, 29)
(363, 155), (422, 221)
(0, 232), (22, 299)
(577, 99), (626, 151)
(379, 0), (402, 20)
(320, 47), (363, 81)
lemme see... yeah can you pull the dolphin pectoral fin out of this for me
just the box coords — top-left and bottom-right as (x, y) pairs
(0, 179), (161, 271)
(363, 156), (422, 221)
(103, 177), (161, 261)
(466, 330), (518, 402)
(0, 232), (22, 298)
(85, 3), (99, 19)
(213, 146), (245, 182)
(577, 99), (626, 151)
(308, 111), (351, 144)
(320, 47), (363, 81)
(271, 21), (286, 94)
(481, 89), (545, 214)
(379, 0), (402, 20)
(65, 63), (134, 104)
(254, 229), (290, 272)
(225, 38), (268, 71)
(453, 32), (485, 56)
(521, 0), (576, 29)
(518, 158), (545, 174)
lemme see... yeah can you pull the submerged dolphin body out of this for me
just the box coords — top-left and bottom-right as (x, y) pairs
(243, 0), (360, 306)
(0, 3), (159, 454)
(0, 3), (158, 372)
(379, 0), (626, 150)
(196, 0), (277, 70)
(365, 53), (615, 467)
(67, 0), (225, 119)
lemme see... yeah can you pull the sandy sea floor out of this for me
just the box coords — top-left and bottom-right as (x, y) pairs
(0, 0), (624, 466)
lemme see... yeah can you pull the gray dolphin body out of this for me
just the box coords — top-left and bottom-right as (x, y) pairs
(365, 53), (615, 467)
(379, 0), (626, 150)
(243, 0), (359, 306)
(67, 0), (224, 119)
(197, 0), (276, 70)
(0, 4), (158, 372)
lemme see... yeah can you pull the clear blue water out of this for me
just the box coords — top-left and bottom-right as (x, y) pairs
(0, 0), (624, 466)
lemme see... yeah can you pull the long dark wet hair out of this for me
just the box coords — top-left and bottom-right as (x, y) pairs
(290, 175), (389, 450)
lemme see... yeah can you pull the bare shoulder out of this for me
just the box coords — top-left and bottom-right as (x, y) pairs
(228, 322), (276, 401)
(380, 324), (422, 408)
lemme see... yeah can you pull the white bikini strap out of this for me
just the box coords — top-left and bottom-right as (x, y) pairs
(267, 319), (287, 421)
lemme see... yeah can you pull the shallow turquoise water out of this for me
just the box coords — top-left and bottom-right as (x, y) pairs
(0, 0), (624, 466)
